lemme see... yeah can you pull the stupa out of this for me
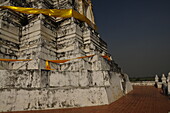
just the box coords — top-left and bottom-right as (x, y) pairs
(0, 0), (133, 112)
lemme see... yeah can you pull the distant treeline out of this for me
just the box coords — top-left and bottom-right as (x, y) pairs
(130, 77), (155, 82)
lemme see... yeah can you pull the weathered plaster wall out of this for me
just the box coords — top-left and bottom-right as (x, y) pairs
(0, 70), (46, 88)
(49, 70), (111, 87)
(49, 70), (92, 87)
(0, 87), (108, 112)
(0, 69), (128, 112)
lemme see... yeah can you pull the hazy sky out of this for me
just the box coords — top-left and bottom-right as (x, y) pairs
(92, 0), (170, 77)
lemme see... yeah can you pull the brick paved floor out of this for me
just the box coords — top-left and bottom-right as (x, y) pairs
(4, 86), (170, 113)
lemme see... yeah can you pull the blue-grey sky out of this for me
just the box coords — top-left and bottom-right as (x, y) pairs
(92, 0), (170, 77)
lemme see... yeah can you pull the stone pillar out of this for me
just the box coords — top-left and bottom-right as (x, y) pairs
(161, 74), (167, 95)
(155, 75), (159, 83)
(155, 75), (161, 88)
(168, 72), (170, 95)
(161, 74), (166, 84)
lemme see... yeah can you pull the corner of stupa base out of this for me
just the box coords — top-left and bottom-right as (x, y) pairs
(125, 81), (133, 94)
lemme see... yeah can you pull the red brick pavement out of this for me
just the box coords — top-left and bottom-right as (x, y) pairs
(3, 86), (170, 113)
